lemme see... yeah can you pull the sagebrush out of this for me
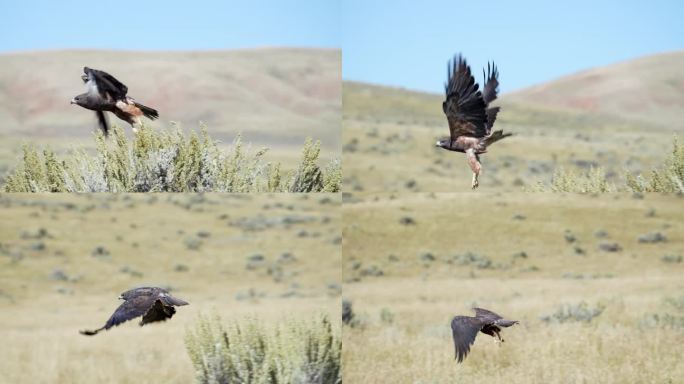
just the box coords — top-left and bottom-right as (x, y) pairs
(3, 125), (341, 192)
(531, 135), (683, 193)
(185, 313), (341, 384)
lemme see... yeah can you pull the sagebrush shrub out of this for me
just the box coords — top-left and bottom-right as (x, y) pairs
(185, 313), (341, 384)
(3, 125), (341, 193)
(530, 136), (683, 193)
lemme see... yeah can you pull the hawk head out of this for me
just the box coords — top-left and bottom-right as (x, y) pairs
(435, 138), (450, 149)
(70, 94), (85, 106)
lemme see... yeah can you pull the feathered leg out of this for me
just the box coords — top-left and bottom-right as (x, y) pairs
(131, 117), (142, 134)
(493, 329), (504, 343)
(465, 148), (481, 189)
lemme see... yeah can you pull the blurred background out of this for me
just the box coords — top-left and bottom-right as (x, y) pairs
(0, 193), (341, 382)
(342, 193), (684, 383)
(341, 0), (684, 192)
(0, 0), (341, 181)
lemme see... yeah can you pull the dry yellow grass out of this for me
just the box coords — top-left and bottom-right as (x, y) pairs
(342, 193), (684, 383)
(0, 194), (341, 384)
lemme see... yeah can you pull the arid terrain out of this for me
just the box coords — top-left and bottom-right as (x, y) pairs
(0, 48), (341, 180)
(343, 51), (684, 192)
(342, 193), (684, 383)
(0, 194), (341, 383)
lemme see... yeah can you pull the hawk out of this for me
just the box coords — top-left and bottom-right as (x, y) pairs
(70, 67), (159, 135)
(436, 54), (512, 189)
(451, 307), (519, 363)
(80, 287), (188, 336)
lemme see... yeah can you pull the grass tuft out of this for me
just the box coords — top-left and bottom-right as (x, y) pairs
(3, 125), (340, 193)
(185, 313), (341, 384)
(626, 135), (684, 193)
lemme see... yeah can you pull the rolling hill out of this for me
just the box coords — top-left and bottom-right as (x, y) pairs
(506, 50), (684, 129)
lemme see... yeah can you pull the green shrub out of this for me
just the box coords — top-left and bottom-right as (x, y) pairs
(3, 125), (341, 193)
(530, 136), (683, 193)
(185, 313), (341, 384)
(540, 302), (606, 324)
(626, 135), (684, 193)
(529, 167), (615, 193)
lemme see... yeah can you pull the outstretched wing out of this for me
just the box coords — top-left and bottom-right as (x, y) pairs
(103, 295), (157, 329)
(451, 316), (485, 363)
(84, 67), (128, 100)
(473, 307), (503, 322)
(481, 62), (499, 104)
(443, 54), (488, 140)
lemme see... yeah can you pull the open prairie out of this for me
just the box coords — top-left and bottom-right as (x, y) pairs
(0, 194), (341, 383)
(0, 48), (341, 180)
(342, 51), (684, 192)
(342, 193), (684, 383)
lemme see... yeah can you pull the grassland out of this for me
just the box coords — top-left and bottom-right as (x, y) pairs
(0, 194), (341, 384)
(342, 193), (684, 383)
(342, 52), (684, 193)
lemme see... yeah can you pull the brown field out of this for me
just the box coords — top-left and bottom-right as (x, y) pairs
(342, 193), (684, 383)
(0, 194), (341, 383)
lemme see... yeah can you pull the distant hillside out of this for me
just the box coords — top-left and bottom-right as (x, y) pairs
(342, 52), (682, 192)
(345, 51), (684, 132)
(0, 48), (341, 150)
(506, 51), (684, 130)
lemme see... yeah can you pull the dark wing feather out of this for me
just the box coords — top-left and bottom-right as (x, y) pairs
(485, 106), (500, 133)
(481, 62), (499, 104)
(451, 316), (485, 363)
(103, 295), (157, 329)
(443, 55), (488, 140)
(141, 299), (175, 325)
(473, 307), (503, 322)
(84, 67), (128, 100)
(95, 111), (109, 136)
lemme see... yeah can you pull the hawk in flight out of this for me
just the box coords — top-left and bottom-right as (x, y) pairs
(436, 54), (512, 189)
(451, 307), (519, 363)
(71, 67), (159, 135)
(80, 287), (188, 336)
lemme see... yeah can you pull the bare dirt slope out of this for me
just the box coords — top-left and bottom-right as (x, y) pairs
(506, 50), (684, 129)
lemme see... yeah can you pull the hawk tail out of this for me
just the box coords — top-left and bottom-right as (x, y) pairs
(483, 130), (512, 147)
(79, 326), (105, 336)
(134, 102), (159, 120)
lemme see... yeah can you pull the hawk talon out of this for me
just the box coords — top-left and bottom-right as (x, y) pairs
(471, 174), (479, 189)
